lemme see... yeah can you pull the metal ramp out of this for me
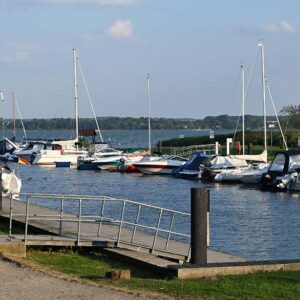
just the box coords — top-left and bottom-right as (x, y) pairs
(1, 193), (191, 262)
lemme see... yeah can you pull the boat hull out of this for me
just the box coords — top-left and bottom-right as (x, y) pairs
(133, 164), (181, 175)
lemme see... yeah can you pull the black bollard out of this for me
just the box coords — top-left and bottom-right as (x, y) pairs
(191, 188), (209, 265)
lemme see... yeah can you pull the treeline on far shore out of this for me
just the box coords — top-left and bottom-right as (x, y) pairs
(1, 115), (286, 130)
(161, 131), (300, 148)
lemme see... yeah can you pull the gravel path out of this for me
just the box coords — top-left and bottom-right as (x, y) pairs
(0, 259), (148, 300)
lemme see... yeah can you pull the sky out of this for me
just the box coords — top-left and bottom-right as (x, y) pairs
(0, 0), (300, 119)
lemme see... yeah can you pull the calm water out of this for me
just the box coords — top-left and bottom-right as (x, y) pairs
(14, 164), (300, 262)
(7, 129), (300, 261)
(2, 129), (232, 148)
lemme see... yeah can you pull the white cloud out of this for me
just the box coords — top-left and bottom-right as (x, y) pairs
(106, 20), (134, 38)
(0, 43), (43, 64)
(261, 20), (295, 33)
(6, 0), (136, 5)
(0, 51), (30, 63)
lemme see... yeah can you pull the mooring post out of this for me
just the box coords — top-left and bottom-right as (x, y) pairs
(248, 143), (253, 155)
(191, 188), (209, 265)
(158, 141), (162, 154)
(0, 163), (2, 211)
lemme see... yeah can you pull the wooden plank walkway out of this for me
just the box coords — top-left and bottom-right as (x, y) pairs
(0, 196), (248, 264)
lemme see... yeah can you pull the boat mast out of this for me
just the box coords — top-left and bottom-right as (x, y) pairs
(258, 42), (267, 151)
(147, 74), (151, 154)
(73, 48), (79, 143)
(12, 90), (16, 137)
(241, 65), (245, 155)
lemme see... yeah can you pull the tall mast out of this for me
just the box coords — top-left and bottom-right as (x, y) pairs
(241, 65), (245, 155)
(12, 90), (16, 137)
(73, 48), (79, 141)
(258, 42), (267, 151)
(147, 74), (151, 154)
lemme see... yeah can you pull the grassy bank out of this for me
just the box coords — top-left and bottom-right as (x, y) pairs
(26, 248), (300, 300)
(0, 218), (300, 299)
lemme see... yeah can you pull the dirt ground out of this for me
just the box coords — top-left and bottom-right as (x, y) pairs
(0, 259), (149, 300)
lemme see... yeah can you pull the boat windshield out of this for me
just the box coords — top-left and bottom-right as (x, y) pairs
(269, 153), (285, 172)
(288, 155), (300, 172)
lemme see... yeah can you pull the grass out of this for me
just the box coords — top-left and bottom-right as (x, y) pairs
(1, 219), (300, 299)
(26, 248), (300, 300)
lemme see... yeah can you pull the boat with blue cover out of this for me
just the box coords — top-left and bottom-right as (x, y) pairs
(172, 152), (212, 179)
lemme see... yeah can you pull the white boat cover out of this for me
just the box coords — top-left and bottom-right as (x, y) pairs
(210, 156), (248, 169)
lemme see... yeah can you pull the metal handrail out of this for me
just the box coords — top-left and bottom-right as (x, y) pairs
(170, 144), (216, 156)
(8, 192), (191, 259)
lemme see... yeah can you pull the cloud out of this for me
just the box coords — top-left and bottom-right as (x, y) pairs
(0, 43), (43, 64)
(0, 51), (30, 63)
(5, 0), (136, 6)
(261, 20), (295, 33)
(106, 20), (134, 38)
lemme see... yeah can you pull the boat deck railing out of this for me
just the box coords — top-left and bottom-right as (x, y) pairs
(7, 193), (191, 261)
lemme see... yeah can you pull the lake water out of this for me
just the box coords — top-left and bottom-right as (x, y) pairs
(7, 129), (300, 262)
(2, 128), (233, 148)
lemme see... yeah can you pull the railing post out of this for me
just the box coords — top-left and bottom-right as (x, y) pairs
(131, 204), (141, 243)
(165, 213), (175, 250)
(59, 195), (64, 236)
(190, 188), (209, 265)
(24, 196), (30, 243)
(151, 209), (163, 252)
(97, 200), (105, 237)
(9, 193), (13, 237)
(117, 201), (126, 246)
(77, 199), (82, 245)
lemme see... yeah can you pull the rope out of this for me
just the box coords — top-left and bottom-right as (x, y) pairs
(15, 98), (27, 140)
(266, 79), (288, 150)
(77, 56), (104, 142)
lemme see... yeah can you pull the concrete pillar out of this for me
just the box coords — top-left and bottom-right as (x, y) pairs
(191, 188), (209, 265)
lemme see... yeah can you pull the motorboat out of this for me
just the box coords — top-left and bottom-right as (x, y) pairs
(215, 162), (269, 183)
(199, 156), (249, 181)
(14, 141), (48, 162)
(261, 150), (300, 191)
(77, 143), (124, 170)
(118, 151), (150, 172)
(132, 155), (187, 175)
(172, 152), (213, 179)
(31, 139), (87, 167)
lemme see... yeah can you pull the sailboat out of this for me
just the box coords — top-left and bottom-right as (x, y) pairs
(32, 49), (88, 167)
(201, 44), (270, 181)
(132, 74), (187, 175)
(213, 43), (287, 184)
